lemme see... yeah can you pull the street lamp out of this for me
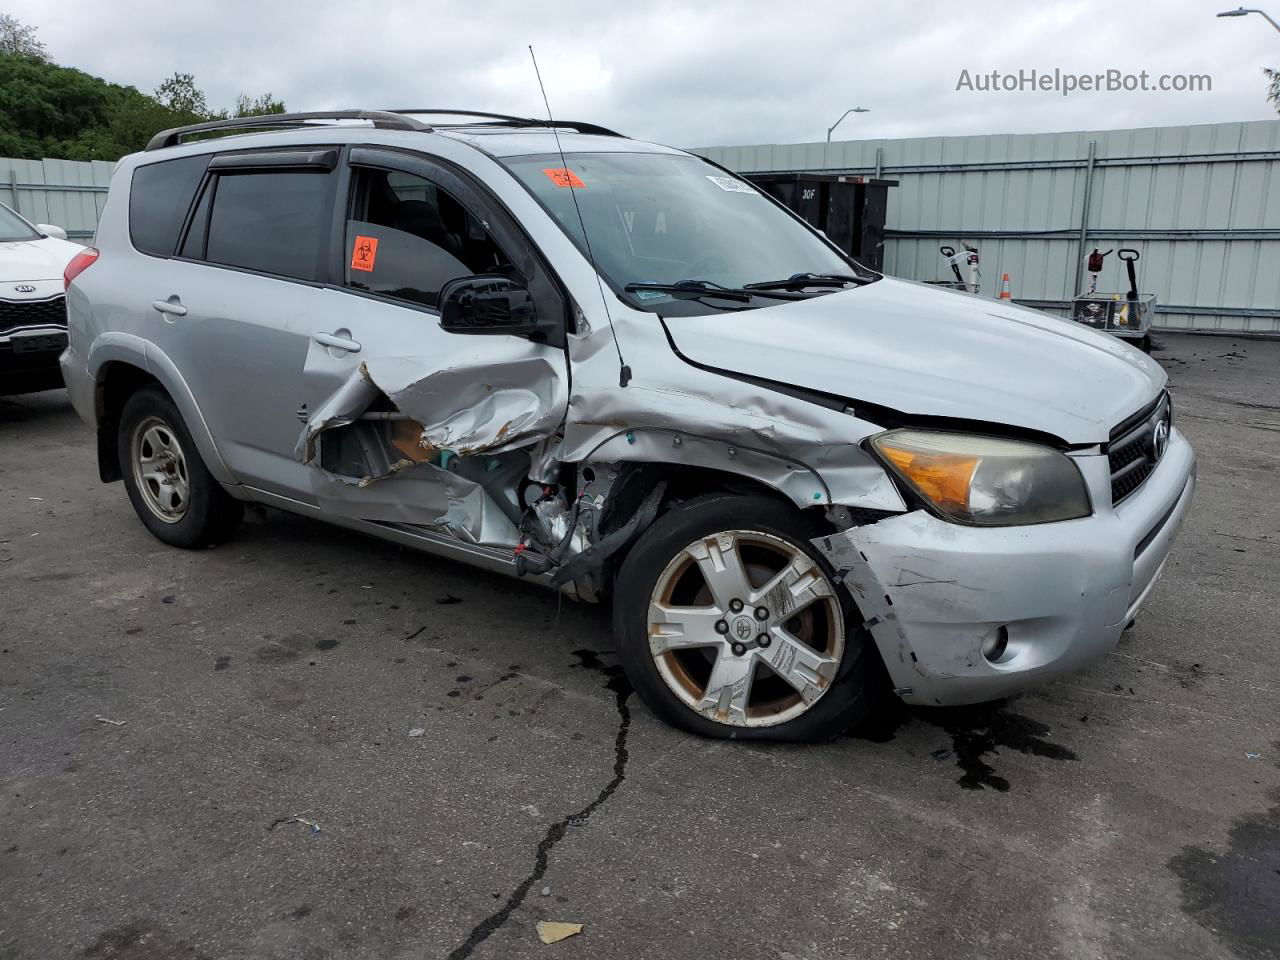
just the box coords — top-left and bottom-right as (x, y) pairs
(823, 107), (870, 169)
(1217, 7), (1280, 32)
(826, 107), (871, 143)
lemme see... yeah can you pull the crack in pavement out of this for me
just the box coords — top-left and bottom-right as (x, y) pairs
(446, 649), (632, 959)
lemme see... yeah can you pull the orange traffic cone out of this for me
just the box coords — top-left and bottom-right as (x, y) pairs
(998, 273), (1012, 300)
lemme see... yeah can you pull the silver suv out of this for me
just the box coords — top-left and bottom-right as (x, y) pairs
(62, 110), (1195, 741)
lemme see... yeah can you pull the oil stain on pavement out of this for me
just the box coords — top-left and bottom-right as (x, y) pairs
(1169, 745), (1280, 960)
(924, 703), (1079, 791)
(852, 698), (1078, 791)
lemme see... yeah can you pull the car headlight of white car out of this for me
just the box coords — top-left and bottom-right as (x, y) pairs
(869, 429), (1092, 526)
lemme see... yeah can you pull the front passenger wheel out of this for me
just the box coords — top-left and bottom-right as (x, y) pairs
(118, 385), (243, 548)
(613, 494), (883, 741)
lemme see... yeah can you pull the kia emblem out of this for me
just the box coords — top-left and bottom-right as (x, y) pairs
(13, 284), (37, 294)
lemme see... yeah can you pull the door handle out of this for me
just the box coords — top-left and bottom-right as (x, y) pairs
(313, 331), (362, 353)
(152, 298), (187, 317)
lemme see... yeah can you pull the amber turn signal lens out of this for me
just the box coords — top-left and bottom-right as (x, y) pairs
(877, 445), (979, 512)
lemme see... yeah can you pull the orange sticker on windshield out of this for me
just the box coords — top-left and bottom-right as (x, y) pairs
(543, 167), (585, 188)
(351, 235), (378, 272)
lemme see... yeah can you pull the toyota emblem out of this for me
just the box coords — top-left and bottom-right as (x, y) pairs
(13, 284), (37, 294)
(1151, 418), (1169, 461)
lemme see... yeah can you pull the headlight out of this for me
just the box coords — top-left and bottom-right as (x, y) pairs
(869, 429), (1091, 526)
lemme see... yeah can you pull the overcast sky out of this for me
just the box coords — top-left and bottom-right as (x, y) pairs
(17, 0), (1280, 148)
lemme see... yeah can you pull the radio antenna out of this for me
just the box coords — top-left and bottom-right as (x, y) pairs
(528, 45), (631, 387)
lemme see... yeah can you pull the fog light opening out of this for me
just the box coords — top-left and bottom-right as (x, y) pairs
(981, 626), (1010, 663)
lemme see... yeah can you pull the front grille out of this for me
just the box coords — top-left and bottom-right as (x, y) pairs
(0, 295), (67, 335)
(1108, 392), (1171, 505)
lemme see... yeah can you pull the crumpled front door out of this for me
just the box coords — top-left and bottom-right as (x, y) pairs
(295, 289), (568, 547)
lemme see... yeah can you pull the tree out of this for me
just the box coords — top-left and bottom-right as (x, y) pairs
(1267, 68), (1280, 115)
(0, 13), (46, 59)
(233, 92), (286, 117)
(154, 72), (210, 118)
(0, 52), (289, 160)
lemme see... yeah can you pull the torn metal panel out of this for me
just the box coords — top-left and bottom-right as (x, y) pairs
(311, 460), (522, 547)
(294, 361), (381, 465)
(526, 436), (563, 485)
(291, 326), (568, 550)
(296, 354), (567, 467)
(366, 354), (566, 456)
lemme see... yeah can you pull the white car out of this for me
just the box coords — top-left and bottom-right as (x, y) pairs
(1, 201), (82, 395)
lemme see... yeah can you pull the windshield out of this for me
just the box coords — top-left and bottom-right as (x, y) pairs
(500, 152), (877, 315)
(0, 203), (39, 242)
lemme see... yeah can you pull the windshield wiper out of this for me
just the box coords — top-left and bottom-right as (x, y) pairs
(743, 272), (864, 291)
(624, 280), (806, 302)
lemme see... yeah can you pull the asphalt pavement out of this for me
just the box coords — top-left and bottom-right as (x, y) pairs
(1, 332), (1277, 960)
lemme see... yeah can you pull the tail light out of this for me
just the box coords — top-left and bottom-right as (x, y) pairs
(64, 247), (99, 290)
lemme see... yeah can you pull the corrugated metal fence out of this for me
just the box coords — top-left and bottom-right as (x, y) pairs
(695, 120), (1280, 334)
(7, 120), (1280, 333)
(1, 157), (114, 242)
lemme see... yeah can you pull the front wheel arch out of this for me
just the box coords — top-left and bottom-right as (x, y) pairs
(610, 492), (887, 740)
(592, 463), (818, 598)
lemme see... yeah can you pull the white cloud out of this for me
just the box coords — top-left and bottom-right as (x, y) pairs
(17, 0), (1280, 149)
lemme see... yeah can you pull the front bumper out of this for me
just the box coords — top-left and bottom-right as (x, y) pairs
(0, 326), (68, 396)
(814, 428), (1195, 706)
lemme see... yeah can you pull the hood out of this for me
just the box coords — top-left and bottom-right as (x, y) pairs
(0, 236), (83, 283)
(661, 277), (1166, 445)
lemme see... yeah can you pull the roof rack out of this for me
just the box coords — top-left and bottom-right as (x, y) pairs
(144, 110), (432, 151)
(387, 109), (624, 138)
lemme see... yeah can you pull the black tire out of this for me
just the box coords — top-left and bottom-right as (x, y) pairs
(1138, 334), (1152, 353)
(117, 385), (243, 548)
(612, 493), (885, 741)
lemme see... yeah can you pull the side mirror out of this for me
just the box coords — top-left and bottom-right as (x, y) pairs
(439, 275), (540, 336)
(37, 224), (68, 240)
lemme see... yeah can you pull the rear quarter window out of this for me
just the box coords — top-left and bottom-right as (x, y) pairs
(128, 155), (211, 257)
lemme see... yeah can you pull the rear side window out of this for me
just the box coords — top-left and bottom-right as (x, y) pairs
(129, 155), (210, 256)
(202, 171), (333, 281)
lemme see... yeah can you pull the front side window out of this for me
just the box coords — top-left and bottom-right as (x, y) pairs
(500, 152), (876, 315)
(342, 168), (519, 308)
(129, 155), (210, 256)
(0, 203), (39, 242)
(202, 170), (333, 281)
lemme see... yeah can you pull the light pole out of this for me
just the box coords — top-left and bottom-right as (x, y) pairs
(1217, 7), (1280, 32)
(823, 107), (870, 169)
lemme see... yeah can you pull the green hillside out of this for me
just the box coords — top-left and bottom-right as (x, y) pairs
(0, 52), (283, 161)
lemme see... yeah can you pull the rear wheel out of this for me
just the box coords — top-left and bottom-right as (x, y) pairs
(613, 494), (883, 741)
(118, 386), (242, 548)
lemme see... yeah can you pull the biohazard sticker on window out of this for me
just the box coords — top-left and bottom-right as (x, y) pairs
(705, 175), (756, 194)
(351, 235), (379, 272)
(543, 168), (586, 189)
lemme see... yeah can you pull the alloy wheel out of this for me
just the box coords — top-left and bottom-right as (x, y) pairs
(647, 530), (845, 727)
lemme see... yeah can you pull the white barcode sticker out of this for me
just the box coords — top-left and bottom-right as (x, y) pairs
(705, 175), (757, 194)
